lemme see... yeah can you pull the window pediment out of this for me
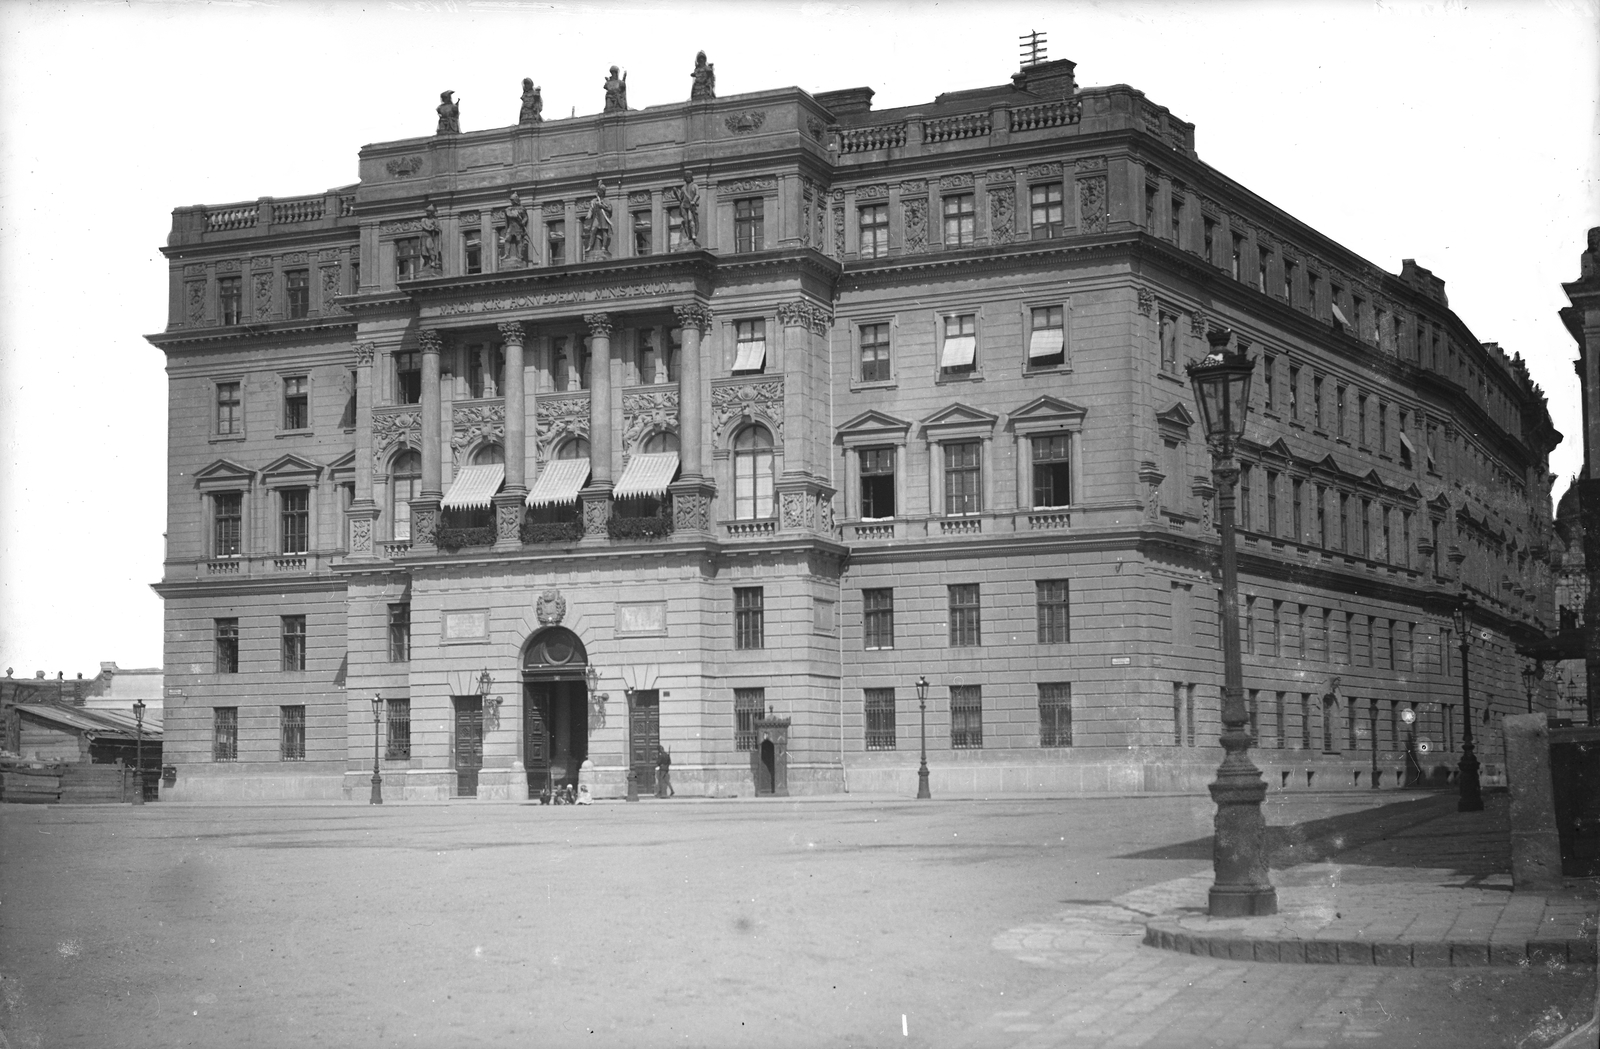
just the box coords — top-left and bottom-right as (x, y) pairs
(194, 458), (255, 491)
(837, 409), (912, 447)
(328, 451), (356, 483)
(260, 453), (324, 487)
(920, 402), (998, 441)
(1008, 394), (1087, 435)
(1155, 402), (1195, 441)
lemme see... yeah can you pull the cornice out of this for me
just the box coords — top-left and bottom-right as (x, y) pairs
(150, 574), (348, 599)
(145, 317), (358, 352)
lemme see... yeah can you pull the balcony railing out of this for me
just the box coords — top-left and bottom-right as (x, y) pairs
(205, 205), (258, 232)
(1008, 98), (1081, 133)
(923, 112), (991, 144)
(839, 122), (907, 154)
(271, 198), (325, 224)
(1026, 511), (1072, 530)
(380, 541), (411, 558)
(273, 557), (309, 573)
(939, 517), (982, 536)
(725, 520), (776, 539)
(206, 559), (241, 575)
(852, 522), (896, 540)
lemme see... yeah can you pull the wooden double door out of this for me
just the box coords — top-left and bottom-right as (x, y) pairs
(524, 679), (589, 798)
(454, 697), (483, 797)
(630, 690), (660, 793)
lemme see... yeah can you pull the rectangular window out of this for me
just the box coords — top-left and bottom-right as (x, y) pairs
(1266, 471), (1279, 537)
(940, 313), (977, 376)
(1292, 479), (1304, 540)
(1171, 192), (1184, 244)
(213, 707), (238, 762)
(1030, 183), (1063, 239)
(864, 689), (896, 750)
(1288, 364), (1300, 420)
(1257, 251), (1269, 293)
(394, 351), (422, 405)
(1275, 691), (1287, 749)
(386, 698), (411, 759)
(1239, 463), (1253, 531)
(1230, 234), (1243, 280)
(1244, 596), (1257, 655)
(733, 688), (764, 752)
(218, 277), (242, 326)
(216, 381), (242, 436)
(1316, 485), (1328, 547)
(280, 705), (306, 761)
(732, 319), (767, 373)
(1036, 580), (1070, 643)
(1158, 312), (1177, 372)
(286, 269), (310, 319)
(859, 323), (891, 382)
(280, 488), (310, 554)
(1301, 694), (1312, 750)
(1402, 511), (1413, 568)
(1173, 682), (1184, 745)
(281, 614), (306, 671)
(1203, 216), (1216, 261)
(1262, 355), (1276, 411)
(859, 447), (896, 519)
(942, 193), (975, 247)
(388, 602), (410, 662)
(545, 220), (567, 266)
(214, 492), (242, 556)
(215, 618), (239, 674)
(858, 203), (889, 258)
(1186, 684), (1197, 747)
(943, 441), (982, 515)
(948, 583), (981, 646)
(1378, 402), (1388, 453)
(734, 197), (765, 252)
(1339, 492), (1350, 552)
(395, 237), (422, 281)
(1283, 260), (1296, 302)
(1248, 689), (1260, 742)
(1336, 384), (1347, 437)
(666, 207), (684, 252)
(1028, 305), (1066, 367)
(1361, 498), (1372, 557)
(463, 230), (482, 274)
(950, 685), (983, 748)
(1382, 506), (1392, 563)
(283, 375), (309, 430)
(734, 587), (764, 650)
(1031, 433), (1072, 508)
(1039, 683), (1072, 747)
(863, 588), (895, 650)
(632, 209), (652, 256)
(1313, 375), (1324, 429)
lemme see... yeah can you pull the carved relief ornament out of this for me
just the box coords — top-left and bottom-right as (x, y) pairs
(725, 111), (767, 134)
(384, 155), (424, 177)
(855, 183), (888, 201)
(534, 395), (591, 462)
(939, 173), (974, 190)
(899, 179), (927, 194)
(535, 589), (567, 626)
(498, 321), (526, 344)
(1137, 286), (1156, 316)
(1078, 175), (1108, 234)
(584, 312), (614, 338)
(985, 168), (1015, 183)
(622, 389), (680, 450)
(353, 342), (377, 366)
(712, 379), (784, 444)
(776, 300), (833, 336)
(1027, 162), (1063, 180)
(379, 218), (425, 235)
(674, 303), (713, 331)
(717, 176), (778, 196)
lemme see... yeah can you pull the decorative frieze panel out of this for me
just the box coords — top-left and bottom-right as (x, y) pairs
(1137, 286), (1156, 317)
(627, 190), (651, 207)
(988, 186), (1016, 245)
(426, 279), (692, 318)
(724, 111), (766, 134)
(349, 516), (373, 555)
(985, 168), (1015, 183)
(903, 196), (928, 252)
(384, 155), (424, 177)
(672, 490), (712, 532)
(534, 394), (591, 463)
(780, 492), (810, 530)
(939, 173), (974, 190)
(185, 282), (206, 326)
(777, 299), (832, 336)
(711, 378), (784, 445)
(622, 389), (680, 451)
(250, 256), (272, 270)
(253, 274), (273, 320)
(372, 409), (421, 470)
(183, 263), (205, 277)
(541, 200), (565, 216)
(459, 210), (481, 226)
(321, 266), (344, 312)
(856, 183), (888, 201)
(717, 176), (778, 197)
(216, 259), (240, 273)
(833, 207), (845, 256)
(1074, 156), (1106, 172)
(1026, 162), (1063, 180)
(1078, 175), (1108, 234)
(451, 403), (506, 467)
(284, 252), (307, 265)
(379, 218), (425, 235)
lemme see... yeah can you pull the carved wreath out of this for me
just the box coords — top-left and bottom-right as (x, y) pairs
(725, 111), (766, 134)
(712, 379), (783, 445)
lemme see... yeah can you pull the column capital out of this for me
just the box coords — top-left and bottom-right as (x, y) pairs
(418, 328), (444, 354)
(673, 303), (713, 332)
(776, 299), (832, 336)
(498, 321), (527, 344)
(353, 341), (377, 366)
(584, 312), (614, 338)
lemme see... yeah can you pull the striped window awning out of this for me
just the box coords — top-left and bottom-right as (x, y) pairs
(733, 339), (767, 372)
(612, 452), (680, 500)
(940, 334), (977, 368)
(1398, 431), (1417, 457)
(527, 459), (591, 507)
(1331, 302), (1352, 329)
(441, 464), (505, 510)
(1028, 328), (1065, 359)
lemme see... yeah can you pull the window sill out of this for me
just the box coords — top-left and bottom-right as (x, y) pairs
(1262, 410), (1281, 422)
(936, 372), (983, 384)
(1289, 421), (1305, 430)
(1024, 362), (1070, 376)
(850, 379), (897, 393)
(1157, 369), (1184, 384)
(210, 434), (247, 443)
(277, 429), (314, 439)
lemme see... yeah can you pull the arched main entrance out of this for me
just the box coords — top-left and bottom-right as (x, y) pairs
(522, 627), (589, 799)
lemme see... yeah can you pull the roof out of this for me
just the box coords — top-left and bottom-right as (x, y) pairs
(16, 704), (164, 742)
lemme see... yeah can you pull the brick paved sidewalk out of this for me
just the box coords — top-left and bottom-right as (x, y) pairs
(1134, 793), (1599, 968)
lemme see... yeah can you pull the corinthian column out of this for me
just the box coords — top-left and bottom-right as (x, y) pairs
(580, 312), (614, 537)
(670, 303), (717, 535)
(346, 341), (381, 558)
(412, 328), (444, 550)
(495, 321), (528, 549)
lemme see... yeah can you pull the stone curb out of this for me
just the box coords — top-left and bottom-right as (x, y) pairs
(1139, 920), (1598, 968)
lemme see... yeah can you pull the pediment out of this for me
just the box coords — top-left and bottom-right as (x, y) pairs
(193, 458), (255, 489)
(1427, 493), (1454, 513)
(1401, 483), (1423, 499)
(1309, 453), (1344, 476)
(1361, 469), (1385, 488)
(328, 451), (357, 478)
(837, 409), (913, 436)
(920, 402), (999, 436)
(1009, 394), (1088, 426)
(1259, 437), (1294, 462)
(1154, 402), (1196, 428)
(260, 453), (324, 481)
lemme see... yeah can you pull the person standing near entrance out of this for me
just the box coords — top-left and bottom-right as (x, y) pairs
(656, 748), (674, 798)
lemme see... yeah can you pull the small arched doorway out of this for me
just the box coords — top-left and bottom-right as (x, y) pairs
(522, 627), (589, 799)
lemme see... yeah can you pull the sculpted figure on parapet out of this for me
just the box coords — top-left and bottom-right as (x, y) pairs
(674, 172), (700, 247)
(603, 66), (628, 112)
(520, 79), (543, 124)
(501, 191), (531, 267)
(689, 51), (716, 100)
(421, 204), (443, 276)
(583, 183), (614, 259)
(436, 90), (460, 134)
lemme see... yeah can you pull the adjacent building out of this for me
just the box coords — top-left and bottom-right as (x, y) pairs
(148, 55), (1561, 801)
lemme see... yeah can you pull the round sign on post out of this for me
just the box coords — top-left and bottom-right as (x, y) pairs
(1417, 738), (1431, 753)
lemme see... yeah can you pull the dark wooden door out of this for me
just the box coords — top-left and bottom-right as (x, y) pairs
(631, 690), (659, 793)
(455, 697), (483, 797)
(524, 683), (551, 798)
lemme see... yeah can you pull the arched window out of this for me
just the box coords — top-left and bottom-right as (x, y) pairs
(391, 449), (421, 540)
(733, 425), (774, 520)
(472, 443), (505, 466)
(557, 437), (590, 460)
(643, 431), (680, 454)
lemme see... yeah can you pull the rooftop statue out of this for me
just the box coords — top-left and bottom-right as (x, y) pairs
(603, 66), (628, 112)
(501, 191), (531, 268)
(436, 90), (460, 134)
(582, 183), (614, 259)
(674, 172), (700, 248)
(519, 79), (543, 124)
(421, 204), (443, 276)
(689, 51), (716, 101)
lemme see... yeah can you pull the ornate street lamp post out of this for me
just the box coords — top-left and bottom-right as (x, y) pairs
(370, 694), (384, 805)
(915, 675), (931, 800)
(1451, 603), (1483, 811)
(132, 698), (146, 806)
(1521, 661), (1543, 715)
(1186, 328), (1276, 917)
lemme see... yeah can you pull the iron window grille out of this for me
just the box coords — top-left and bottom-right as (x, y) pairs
(214, 492), (242, 556)
(216, 381), (242, 435)
(386, 698), (411, 759)
(1036, 580), (1070, 644)
(547, 221), (566, 265)
(942, 193), (975, 247)
(943, 441), (982, 515)
(286, 269), (310, 319)
(280, 489), (310, 554)
(218, 277), (242, 325)
(859, 323), (891, 382)
(283, 376), (309, 430)
(859, 447), (895, 519)
(280, 705), (306, 761)
(734, 688), (764, 752)
(863, 588), (894, 650)
(213, 707), (238, 761)
(1039, 682), (1072, 747)
(734, 587), (765, 650)
(394, 351), (422, 405)
(395, 237), (423, 281)
(215, 618), (240, 674)
(948, 584), (981, 647)
(1030, 183), (1063, 238)
(734, 197), (765, 252)
(950, 685), (983, 748)
(632, 209), (653, 256)
(281, 615), (306, 672)
(858, 204), (889, 258)
(864, 688), (896, 750)
(388, 603), (410, 662)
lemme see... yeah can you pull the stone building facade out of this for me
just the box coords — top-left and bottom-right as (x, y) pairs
(148, 57), (1561, 801)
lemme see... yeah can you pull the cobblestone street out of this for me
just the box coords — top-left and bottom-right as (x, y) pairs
(1, 794), (1592, 1048)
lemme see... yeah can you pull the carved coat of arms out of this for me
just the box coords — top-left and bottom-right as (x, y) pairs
(535, 590), (567, 626)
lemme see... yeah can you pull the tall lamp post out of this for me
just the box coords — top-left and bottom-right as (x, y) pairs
(132, 698), (146, 805)
(1186, 329), (1277, 917)
(1521, 661), (1543, 715)
(1450, 602), (1484, 812)
(370, 694), (384, 805)
(915, 675), (931, 800)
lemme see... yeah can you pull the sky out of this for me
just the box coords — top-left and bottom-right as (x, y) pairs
(0, 0), (1596, 676)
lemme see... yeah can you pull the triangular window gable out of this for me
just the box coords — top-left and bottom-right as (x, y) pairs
(1155, 402), (1195, 441)
(1009, 394), (1087, 435)
(837, 409), (913, 448)
(194, 458), (256, 491)
(260, 453), (324, 488)
(920, 402), (998, 440)
(328, 451), (357, 484)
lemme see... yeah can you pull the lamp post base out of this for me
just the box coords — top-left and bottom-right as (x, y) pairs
(1208, 765), (1277, 917)
(916, 763), (931, 800)
(1457, 744), (1484, 812)
(625, 769), (639, 803)
(370, 773), (383, 805)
